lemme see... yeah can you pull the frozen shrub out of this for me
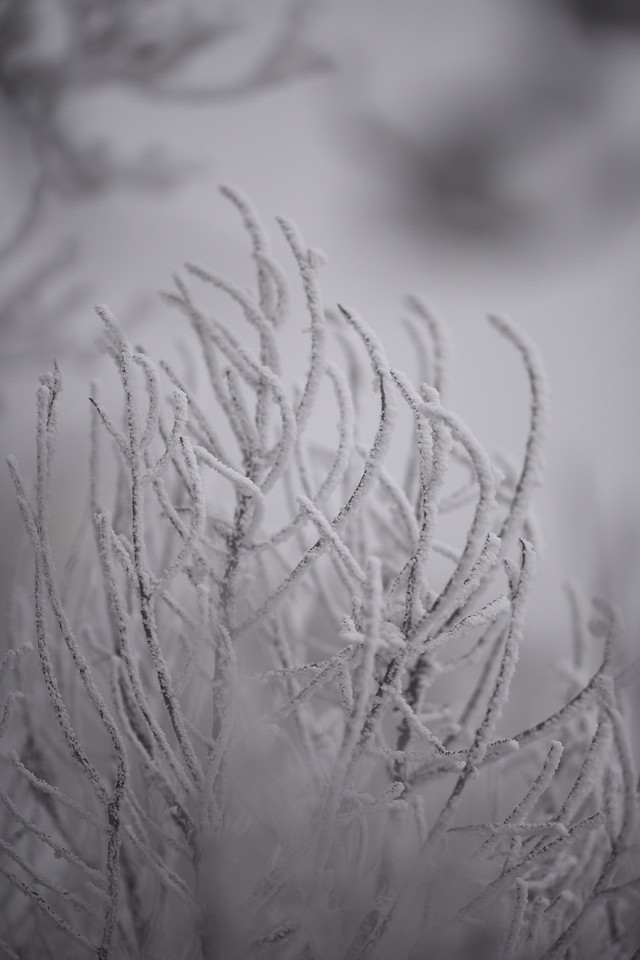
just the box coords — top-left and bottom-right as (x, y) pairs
(1, 188), (639, 958)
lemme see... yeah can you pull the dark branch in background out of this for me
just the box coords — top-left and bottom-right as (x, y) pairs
(0, 0), (330, 262)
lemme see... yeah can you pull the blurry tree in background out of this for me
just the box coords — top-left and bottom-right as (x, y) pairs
(0, 0), (329, 361)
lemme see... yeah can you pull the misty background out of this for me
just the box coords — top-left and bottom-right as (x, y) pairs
(1, 0), (639, 686)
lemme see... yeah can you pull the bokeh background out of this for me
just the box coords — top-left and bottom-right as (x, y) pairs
(2, 0), (639, 700)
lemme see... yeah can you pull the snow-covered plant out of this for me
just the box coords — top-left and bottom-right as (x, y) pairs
(2, 188), (639, 959)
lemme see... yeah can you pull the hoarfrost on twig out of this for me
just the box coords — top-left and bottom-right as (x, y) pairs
(2, 188), (638, 960)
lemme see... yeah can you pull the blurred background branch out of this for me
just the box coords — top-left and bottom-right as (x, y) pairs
(0, 0), (329, 263)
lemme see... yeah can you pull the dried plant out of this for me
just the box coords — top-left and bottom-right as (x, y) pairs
(1, 188), (639, 959)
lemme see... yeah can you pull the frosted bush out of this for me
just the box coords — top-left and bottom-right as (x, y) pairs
(1, 188), (639, 959)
